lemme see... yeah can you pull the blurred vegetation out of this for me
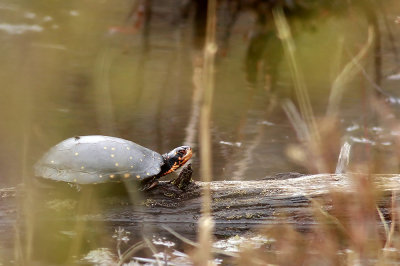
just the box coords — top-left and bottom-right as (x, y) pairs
(1, 0), (400, 264)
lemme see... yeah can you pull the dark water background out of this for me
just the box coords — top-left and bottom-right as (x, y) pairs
(1, 0), (400, 264)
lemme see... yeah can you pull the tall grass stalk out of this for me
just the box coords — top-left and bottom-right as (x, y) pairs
(94, 45), (117, 135)
(273, 8), (329, 173)
(21, 131), (33, 266)
(273, 8), (318, 143)
(19, 65), (33, 265)
(327, 26), (374, 116)
(261, 10), (400, 264)
(382, 192), (396, 256)
(66, 190), (94, 264)
(196, 0), (217, 265)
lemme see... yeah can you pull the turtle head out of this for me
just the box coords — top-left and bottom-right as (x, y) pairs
(161, 146), (192, 176)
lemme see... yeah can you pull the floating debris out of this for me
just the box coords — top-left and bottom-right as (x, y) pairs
(69, 10), (79, 16)
(346, 123), (360, 132)
(349, 136), (376, 145)
(219, 141), (241, 147)
(381, 142), (392, 146)
(391, 130), (400, 136)
(371, 126), (384, 132)
(387, 73), (400, 80)
(24, 12), (36, 19)
(386, 97), (400, 104)
(81, 248), (116, 265)
(213, 234), (273, 253)
(43, 16), (53, 22)
(0, 23), (43, 34)
(153, 237), (175, 248)
(258, 120), (275, 126)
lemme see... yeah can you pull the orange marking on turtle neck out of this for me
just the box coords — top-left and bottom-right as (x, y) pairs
(163, 162), (179, 176)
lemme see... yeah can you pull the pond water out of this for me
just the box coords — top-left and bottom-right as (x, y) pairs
(1, 0), (400, 264)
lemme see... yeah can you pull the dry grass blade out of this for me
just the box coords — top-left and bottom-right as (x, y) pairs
(199, 0), (217, 211)
(94, 46), (116, 135)
(282, 100), (328, 172)
(196, 215), (215, 265)
(309, 197), (348, 235)
(143, 237), (162, 266)
(273, 7), (318, 142)
(327, 26), (374, 116)
(13, 224), (24, 265)
(197, 0), (218, 265)
(274, 8), (331, 173)
(376, 205), (389, 238)
(348, 43), (396, 100)
(282, 100), (310, 142)
(162, 225), (197, 247)
(383, 192), (396, 251)
(161, 225), (238, 258)
(376, 192), (397, 264)
(117, 241), (145, 266)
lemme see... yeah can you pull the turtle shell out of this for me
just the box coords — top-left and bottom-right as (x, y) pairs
(34, 135), (164, 184)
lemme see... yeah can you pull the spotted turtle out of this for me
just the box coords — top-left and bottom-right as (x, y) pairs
(34, 135), (192, 187)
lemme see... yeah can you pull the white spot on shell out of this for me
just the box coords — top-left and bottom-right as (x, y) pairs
(136, 175), (140, 179)
(50, 160), (54, 163)
(146, 172), (150, 176)
(130, 165), (134, 168)
(124, 173), (130, 178)
(110, 154), (115, 158)
(75, 152), (79, 156)
(115, 162), (119, 167)
(111, 147), (115, 151)
(104, 147), (107, 150)
(99, 175), (103, 178)
(81, 166), (85, 170)
(109, 174), (115, 179)
(126, 147), (130, 150)
(129, 156), (133, 160)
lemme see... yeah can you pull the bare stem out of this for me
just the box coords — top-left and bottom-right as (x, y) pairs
(197, 0), (217, 265)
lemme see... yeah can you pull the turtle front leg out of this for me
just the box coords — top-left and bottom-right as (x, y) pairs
(141, 177), (159, 191)
(141, 164), (193, 192)
(170, 163), (193, 191)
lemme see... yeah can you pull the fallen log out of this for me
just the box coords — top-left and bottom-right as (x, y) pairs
(2, 172), (400, 240)
(99, 173), (400, 237)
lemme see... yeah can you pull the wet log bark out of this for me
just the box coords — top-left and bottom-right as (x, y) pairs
(101, 173), (400, 237)
(2, 173), (400, 239)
